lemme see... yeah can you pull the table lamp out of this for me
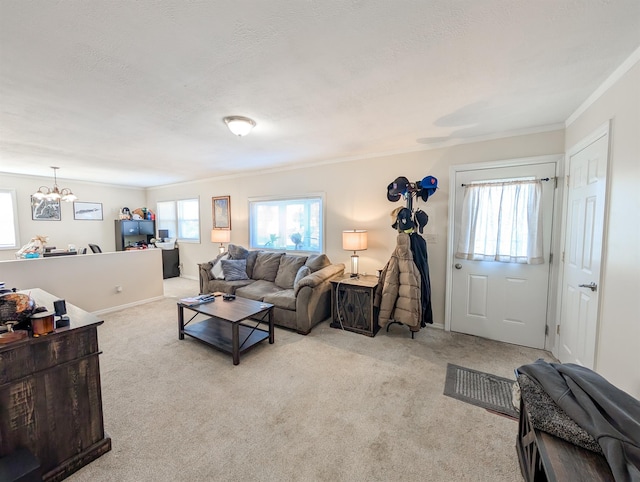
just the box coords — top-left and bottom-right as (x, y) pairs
(211, 229), (231, 254)
(342, 230), (368, 277)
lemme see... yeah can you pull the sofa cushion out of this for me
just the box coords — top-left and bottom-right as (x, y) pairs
(293, 266), (311, 295)
(305, 254), (331, 272)
(263, 289), (296, 311)
(236, 280), (282, 301)
(274, 254), (307, 289)
(205, 278), (254, 295)
(221, 259), (249, 281)
(211, 253), (230, 279)
(228, 244), (249, 260)
(245, 250), (259, 278)
(252, 252), (284, 282)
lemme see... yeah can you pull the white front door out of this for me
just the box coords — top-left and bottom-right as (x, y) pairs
(558, 129), (609, 368)
(450, 162), (556, 349)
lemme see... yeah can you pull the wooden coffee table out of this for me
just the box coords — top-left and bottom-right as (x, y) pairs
(178, 296), (274, 365)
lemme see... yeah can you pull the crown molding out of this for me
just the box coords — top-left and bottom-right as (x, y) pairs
(566, 45), (640, 127)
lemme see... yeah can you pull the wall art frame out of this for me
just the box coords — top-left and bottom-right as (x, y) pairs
(73, 202), (103, 220)
(31, 196), (61, 221)
(212, 196), (231, 230)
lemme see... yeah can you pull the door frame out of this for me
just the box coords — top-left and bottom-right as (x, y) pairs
(445, 155), (564, 351)
(552, 120), (611, 363)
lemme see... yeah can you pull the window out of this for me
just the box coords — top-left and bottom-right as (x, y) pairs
(249, 195), (323, 252)
(455, 179), (543, 264)
(0, 189), (19, 250)
(156, 198), (200, 243)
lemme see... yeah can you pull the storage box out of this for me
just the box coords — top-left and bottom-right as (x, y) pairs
(155, 240), (176, 250)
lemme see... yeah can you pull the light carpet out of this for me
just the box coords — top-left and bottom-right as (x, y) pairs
(67, 277), (552, 481)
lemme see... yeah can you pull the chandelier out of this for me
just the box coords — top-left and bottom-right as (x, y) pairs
(32, 167), (77, 202)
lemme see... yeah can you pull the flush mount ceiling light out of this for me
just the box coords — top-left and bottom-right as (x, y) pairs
(32, 166), (77, 202)
(223, 116), (256, 136)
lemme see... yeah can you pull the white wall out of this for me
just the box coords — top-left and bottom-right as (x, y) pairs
(565, 61), (640, 398)
(146, 129), (565, 328)
(0, 172), (146, 261)
(0, 250), (164, 313)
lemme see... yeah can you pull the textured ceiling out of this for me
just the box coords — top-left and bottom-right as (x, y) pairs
(1, 1), (639, 188)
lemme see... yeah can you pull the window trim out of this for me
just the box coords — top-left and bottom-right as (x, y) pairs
(248, 192), (325, 253)
(0, 188), (20, 250)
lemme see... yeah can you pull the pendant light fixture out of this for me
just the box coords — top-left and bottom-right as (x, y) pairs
(32, 167), (77, 202)
(223, 116), (256, 136)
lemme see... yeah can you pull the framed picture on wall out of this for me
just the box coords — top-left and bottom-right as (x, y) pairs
(31, 196), (61, 221)
(73, 202), (103, 220)
(212, 196), (231, 229)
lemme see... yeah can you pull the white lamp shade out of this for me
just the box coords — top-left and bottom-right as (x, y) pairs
(342, 230), (368, 251)
(211, 230), (231, 243)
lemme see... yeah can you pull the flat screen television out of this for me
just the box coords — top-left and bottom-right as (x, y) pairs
(158, 229), (169, 241)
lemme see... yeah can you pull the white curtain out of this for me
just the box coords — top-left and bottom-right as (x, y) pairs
(455, 180), (544, 264)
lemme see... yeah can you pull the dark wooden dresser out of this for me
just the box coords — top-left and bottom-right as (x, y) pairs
(0, 289), (111, 481)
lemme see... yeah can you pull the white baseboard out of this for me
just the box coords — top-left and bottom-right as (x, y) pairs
(91, 295), (165, 315)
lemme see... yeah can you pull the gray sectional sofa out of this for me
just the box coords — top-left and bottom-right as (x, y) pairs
(198, 244), (345, 334)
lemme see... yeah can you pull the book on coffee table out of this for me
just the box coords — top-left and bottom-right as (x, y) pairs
(180, 294), (216, 305)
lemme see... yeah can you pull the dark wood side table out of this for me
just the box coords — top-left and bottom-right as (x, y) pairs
(0, 289), (111, 481)
(330, 274), (379, 337)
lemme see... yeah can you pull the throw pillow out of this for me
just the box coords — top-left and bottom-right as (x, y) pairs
(211, 253), (230, 280)
(252, 252), (284, 282)
(274, 255), (307, 290)
(221, 259), (249, 281)
(305, 254), (331, 272)
(228, 244), (249, 260)
(293, 266), (311, 295)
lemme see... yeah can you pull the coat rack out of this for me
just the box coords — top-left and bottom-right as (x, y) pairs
(382, 175), (438, 338)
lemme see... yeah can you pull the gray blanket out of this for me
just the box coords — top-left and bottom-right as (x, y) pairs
(517, 373), (603, 454)
(517, 359), (640, 482)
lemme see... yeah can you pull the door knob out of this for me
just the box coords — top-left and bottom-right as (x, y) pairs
(455, 263), (462, 270)
(578, 282), (597, 292)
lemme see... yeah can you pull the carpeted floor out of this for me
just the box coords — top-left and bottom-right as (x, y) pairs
(67, 277), (552, 481)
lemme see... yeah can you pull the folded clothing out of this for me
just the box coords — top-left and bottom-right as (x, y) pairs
(518, 373), (602, 454)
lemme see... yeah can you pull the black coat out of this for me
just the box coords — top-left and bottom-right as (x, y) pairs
(409, 232), (433, 326)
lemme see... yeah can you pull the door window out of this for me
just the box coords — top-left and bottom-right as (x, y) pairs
(455, 179), (544, 264)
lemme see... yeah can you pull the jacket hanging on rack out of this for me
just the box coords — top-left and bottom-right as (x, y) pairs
(375, 233), (422, 331)
(409, 232), (433, 326)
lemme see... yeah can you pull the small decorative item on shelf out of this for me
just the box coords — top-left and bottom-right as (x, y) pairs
(31, 311), (55, 337)
(119, 207), (131, 220)
(15, 235), (49, 259)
